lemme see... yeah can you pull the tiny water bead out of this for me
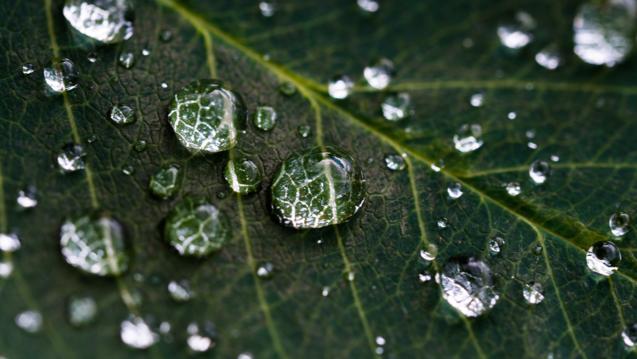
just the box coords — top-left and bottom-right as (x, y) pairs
(529, 160), (550, 184)
(357, 0), (379, 13)
(573, 0), (636, 67)
(142, 49), (150, 56)
(0, 233), (21, 252)
(381, 93), (411, 121)
(0, 260), (14, 278)
(120, 316), (158, 349)
(160, 29), (173, 42)
(121, 164), (135, 176)
(110, 105), (136, 125)
(419, 243), (438, 262)
(253, 106), (277, 131)
(168, 279), (195, 302)
(453, 124), (483, 153)
(270, 146), (366, 229)
(17, 187), (38, 209)
(57, 143), (86, 173)
(44, 58), (79, 94)
(328, 75), (354, 99)
(447, 182), (463, 199)
(384, 153), (405, 171)
(586, 241), (621, 276)
(22, 63), (35, 75)
(118, 51), (135, 69)
(149, 164), (182, 200)
(469, 93), (484, 107)
(60, 214), (130, 276)
(609, 211), (630, 237)
(297, 125), (311, 138)
(437, 217), (449, 229)
(488, 236), (505, 255)
(168, 80), (246, 154)
(522, 282), (544, 304)
(497, 11), (535, 50)
(507, 111), (517, 120)
(437, 256), (499, 317)
(535, 45), (562, 70)
(623, 323), (637, 348)
(164, 198), (231, 257)
(68, 296), (98, 327)
(187, 322), (217, 353)
(133, 140), (147, 152)
(256, 262), (274, 279)
(224, 158), (262, 194)
(363, 58), (394, 90)
(259, 1), (276, 17)
(505, 182), (521, 196)
(278, 81), (297, 96)
(63, 0), (133, 44)
(87, 52), (98, 63)
(15, 310), (43, 334)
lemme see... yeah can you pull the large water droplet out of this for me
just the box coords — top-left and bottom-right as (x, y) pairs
(0, 233), (21, 252)
(60, 214), (130, 276)
(497, 11), (535, 50)
(149, 164), (182, 200)
(120, 316), (158, 349)
(63, 0), (133, 44)
(453, 124), (483, 153)
(328, 75), (354, 99)
(437, 257), (499, 317)
(118, 51), (135, 69)
(586, 241), (621, 276)
(364, 58), (394, 90)
(381, 93), (411, 121)
(44, 58), (79, 93)
(168, 279), (195, 302)
(622, 323), (637, 348)
(573, 0), (636, 67)
(68, 296), (98, 327)
(224, 158), (262, 194)
(609, 211), (630, 237)
(186, 322), (217, 353)
(270, 146), (366, 229)
(164, 198), (231, 257)
(15, 310), (42, 334)
(168, 80), (246, 154)
(447, 182), (463, 199)
(253, 106), (277, 131)
(384, 153), (405, 171)
(535, 45), (562, 70)
(529, 160), (550, 184)
(17, 187), (37, 209)
(522, 282), (544, 304)
(110, 105), (136, 125)
(57, 143), (86, 173)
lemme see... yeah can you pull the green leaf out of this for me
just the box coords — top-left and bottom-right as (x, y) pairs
(1, 0), (637, 357)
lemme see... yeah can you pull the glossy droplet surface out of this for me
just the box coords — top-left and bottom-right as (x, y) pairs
(470, 93), (484, 107)
(535, 45), (562, 70)
(0, 233), (21, 252)
(447, 182), (463, 199)
(488, 236), (505, 255)
(453, 124), (483, 153)
(270, 146), (366, 229)
(15, 310), (42, 334)
(278, 81), (297, 96)
(110, 105), (135, 125)
(505, 182), (521, 196)
(419, 243), (438, 262)
(187, 322), (217, 353)
(522, 282), (544, 304)
(259, 1), (276, 17)
(586, 241), (621, 276)
(256, 262), (274, 279)
(437, 256), (499, 317)
(622, 323), (637, 348)
(63, 0), (133, 44)
(118, 51), (135, 69)
(609, 211), (630, 237)
(168, 279), (195, 302)
(364, 58), (394, 90)
(224, 158), (262, 194)
(168, 80), (246, 154)
(22, 63), (35, 75)
(573, 0), (636, 67)
(149, 164), (181, 199)
(328, 75), (354, 99)
(68, 296), (98, 327)
(120, 316), (157, 349)
(384, 154), (405, 171)
(17, 187), (37, 209)
(0, 260), (14, 278)
(60, 214), (129, 276)
(164, 198), (231, 257)
(57, 143), (86, 173)
(357, 0), (379, 12)
(44, 58), (79, 93)
(497, 11), (535, 49)
(253, 106), (277, 131)
(382, 93), (411, 121)
(529, 160), (550, 184)
(297, 125), (311, 138)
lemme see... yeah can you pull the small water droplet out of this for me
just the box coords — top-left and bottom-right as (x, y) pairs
(550, 154), (560, 162)
(447, 182), (463, 199)
(529, 160), (550, 184)
(121, 164), (135, 176)
(259, 1), (276, 17)
(68, 296), (98, 327)
(470, 93), (484, 107)
(253, 106), (277, 131)
(120, 316), (158, 349)
(357, 0), (379, 13)
(118, 51), (135, 69)
(535, 45), (562, 70)
(505, 182), (521, 196)
(278, 81), (297, 96)
(507, 111), (517, 120)
(141, 48), (150, 56)
(186, 322), (217, 353)
(453, 124), (483, 153)
(256, 262), (274, 279)
(328, 75), (354, 99)
(346, 270), (356, 281)
(0, 233), (21, 252)
(419, 243), (438, 262)
(609, 211), (630, 237)
(497, 11), (535, 50)
(321, 286), (330, 297)
(0, 260), (14, 278)
(238, 353), (254, 359)
(437, 218), (449, 229)
(133, 139), (147, 152)
(488, 236), (505, 255)
(63, 0), (133, 44)
(225, 158), (262, 194)
(430, 160), (445, 172)
(57, 143), (86, 173)
(44, 58), (79, 93)
(110, 105), (136, 125)
(622, 323), (637, 348)
(161, 82), (168, 89)
(586, 241), (621, 276)
(87, 52), (98, 63)
(522, 282), (544, 304)
(22, 63), (35, 75)
(364, 58), (394, 90)
(149, 164), (182, 200)
(384, 153), (405, 171)
(418, 271), (432, 283)
(17, 186), (37, 209)
(160, 29), (173, 42)
(438, 257), (499, 317)
(168, 280), (195, 302)
(297, 125), (311, 138)
(15, 310), (42, 334)
(381, 93), (411, 121)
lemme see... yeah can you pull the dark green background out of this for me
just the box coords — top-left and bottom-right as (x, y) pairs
(1, 0), (637, 357)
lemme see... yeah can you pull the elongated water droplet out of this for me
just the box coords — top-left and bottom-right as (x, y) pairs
(149, 164), (181, 200)
(447, 182), (463, 199)
(57, 143), (86, 173)
(63, 0), (133, 44)
(573, 0), (636, 67)
(0, 260), (14, 278)
(15, 310), (42, 334)
(364, 58), (394, 90)
(118, 51), (135, 69)
(110, 105), (136, 125)
(0, 233), (21, 252)
(297, 125), (311, 138)
(225, 158), (262, 194)
(419, 243), (438, 262)
(168, 280), (195, 302)
(22, 63), (35, 75)
(238, 353), (254, 359)
(187, 322), (217, 353)
(60, 214), (129, 276)
(164, 198), (231, 257)
(609, 211), (630, 237)
(497, 11), (535, 50)
(453, 124), (483, 153)
(470, 93), (484, 107)
(168, 80), (246, 154)
(68, 296), (98, 327)
(328, 75), (354, 99)
(522, 282), (544, 304)
(586, 241), (621, 276)
(622, 323), (637, 348)
(384, 153), (405, 171)
(382, 93), (411, 121)
(437, 257), (499, 317)
(256, 262), (274, 279)
(529, 160), (550, 184)
(270, 146), (366, 229)
(357, 0), (379, 13)
(535, 45), (562, 70)
(505, 182), (521, 196)
(44, 58), (79, 93)
(17, 187), (37, 209)
(120, 316), (157, 349)
(488, 236), (505, 255)
(253, 106), (277, 131)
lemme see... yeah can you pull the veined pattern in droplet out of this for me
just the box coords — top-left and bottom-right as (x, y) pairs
(44, 58), (79, 93)
(68, 296), (98, 327)
(447, 182), (463, 199)
(529, 160), (550, 184)
(328, 75), (354, 99)
(253, 106), (277, 131)
(364, 58), (394, 90)
(609, 211), (630, 237)
(586, 241), (621, 276)
(110, 105), (136, 125)
(224, 158), (262, 194)
(149, 164), (182, 200)
(437, 257), (499, 317)
(15, 310), (42, 334)
(63, 0), (133, 44)
(57, 144), (86, 173)
(384, 154), (405, 171)
(120, 316), (158, 349)
(522, 282), (544, 304)
(381, 93), (411, 121)
(453, 124), (483, 153)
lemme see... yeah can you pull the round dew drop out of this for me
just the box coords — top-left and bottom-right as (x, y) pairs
(381, 93), (411, 121)
(497, 11), (536, 50)
(529, 160), (550, 184)
(186, 322), (217, 353)
(44, 58), (79, 94)
(57, 143), (86, 173)
(120, 316), (158, 349)
(118, 51), (135, 69)
(149, 164), (182, 199)
(253, 106), (277, 131)
(505, 182), (521, 196)
(224, 158), (262, 194)
(384, 154), (405, 171)
(15, 310), (42, 334)
(168, 280), (195, 302)
(63, 0), (134, 44)
(328, 75), (354, 99)
(623, 322), (637, 349)
(586, 241), (621, 276)
(609, 211), (630, 237)
(67, 296), (98, 327)
(453, 124), (483, 153)
(447, 182), (463, 199)
(363, 58), (394, 90)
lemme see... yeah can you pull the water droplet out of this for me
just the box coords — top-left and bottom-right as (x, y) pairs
(160, 29), (173, 42)
(87, 52), (98, 63)
(17, 187), (37, 209)
(60, 214), (130, 276)
(259, 1), (276, 17)
(164, 198), (231, 257)
(550, 154), (560, 162)
(573, 0), (636, 67)
(225, 158), (262, 194)
(345, 270), (356, 281)
(63, 0), (133, 44)
(0, 260), (14, 278)
(57, 143), (86, 173)
(186, 322), (217, 353)
(110, 105), (136, 125)
(437, 218), (449, 229)
(529, 160), (550, 184)
(238, 353), (254, 359)
(141, 48), (150, 56)
(586, 241), (621, 276)
(133, 140), (147, 152)
(437, 256), (499, 317)
(622, 323), (637, 348)
(364, 58), (394, 90)
(535, 45), (562, 70)
(22, 63), (35, 75)
(507, 111), (517, 120)
(44, 58), (79, 94)
(149, 164), (182, 200)
(118, 51), (135, 69)
(256, 262), (274, 279)
(522, 282), (544, 304)
(527, 142), (538, 150)
(120, 316), (157, 349)
(253, 106), (277, 131)
(453, 124), (483, 153)
(447, 182), (463, 199)
(609, 211), (630, 237)
(497, 11), (535, 50)
(430, 160), (445, 172)
(357, 0), (379, 13)
(384, 153), (405, 171)
(505, 182), (521, 196)
(68, 296), (98, 327)
(418, 271), (432, 283)
(297, 125), (311, 138)
(168, 280), (195, 302)
(321, 286), (330, 297)
(121, 164), (135, 176)
(271, 147), (365, 229)
(15, 310), (42, 333)
(161, 82), (168, 89)
(419, 243), (438, 262)
(381, 93), (411, 121)
(168, 80), (246, 154)
(488, 236), (505, 255)
(470, 93), (484, 107)
(0, 233), (21, 252)
(328, 75), (354, 99)
(278, 81), (297, 96)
